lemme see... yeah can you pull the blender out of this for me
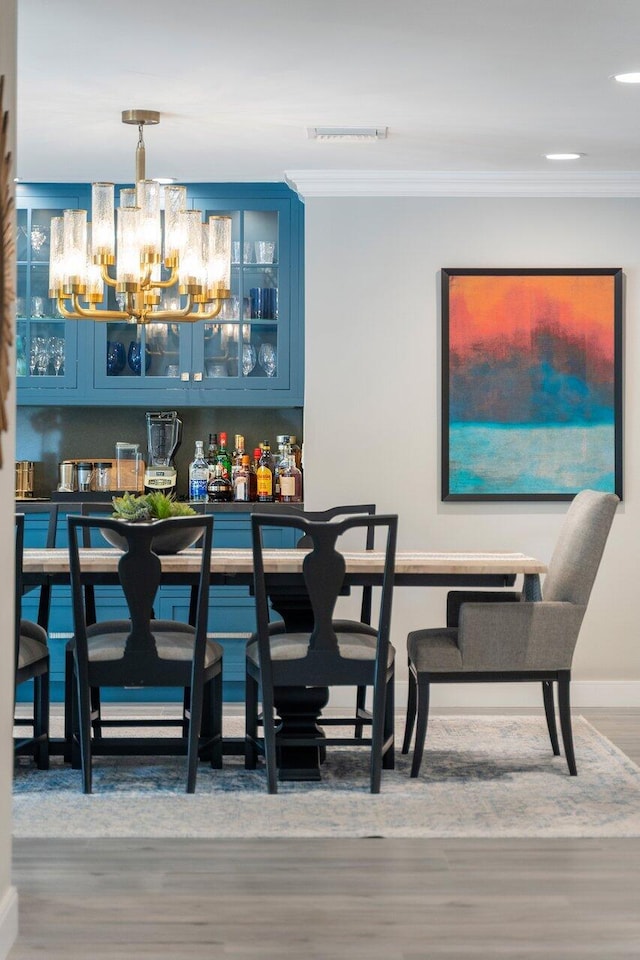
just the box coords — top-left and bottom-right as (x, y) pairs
(144, 411), (182, 493)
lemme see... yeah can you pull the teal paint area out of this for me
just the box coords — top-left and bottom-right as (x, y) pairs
(449, 422), (616, 495)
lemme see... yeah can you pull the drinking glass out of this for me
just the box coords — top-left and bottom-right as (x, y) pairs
(127, 341), (150, 375)
(255, 240), (276, 264)
(258, 343), (277, 378)
(242, 342), (257, 376)
(107, 340), (126, 376)
(50, 336), (65, 376)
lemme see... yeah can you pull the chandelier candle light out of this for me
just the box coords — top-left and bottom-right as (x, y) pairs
(49, 110), (232, 324)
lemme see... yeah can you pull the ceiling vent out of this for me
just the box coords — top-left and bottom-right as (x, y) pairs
(307, 127), (388, 142)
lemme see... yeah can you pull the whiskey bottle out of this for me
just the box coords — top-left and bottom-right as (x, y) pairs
(256, 447), (274, 502)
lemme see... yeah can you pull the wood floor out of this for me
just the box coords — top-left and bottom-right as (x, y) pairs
(10, 709), (640, 959)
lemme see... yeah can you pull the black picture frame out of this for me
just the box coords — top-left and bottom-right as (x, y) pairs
(441, 267), (623, 502)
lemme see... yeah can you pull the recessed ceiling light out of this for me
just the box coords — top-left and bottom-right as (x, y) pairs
(613, 72), (640, 83)
(153, 177), (177, 184)
(307, 127), (388, 141)
(545, 153), (583, 160)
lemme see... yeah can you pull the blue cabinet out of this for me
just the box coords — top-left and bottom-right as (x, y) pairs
(16, 183), (304, 407)
(19, 507), (299, 703)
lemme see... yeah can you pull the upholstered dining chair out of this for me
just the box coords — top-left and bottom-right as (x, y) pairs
(14, 513), (51, 769)
(265, 503), (377, 736)
(402, 489), (618, 778)
(246, 512), (398, 793)
(67, 514), (222, 793)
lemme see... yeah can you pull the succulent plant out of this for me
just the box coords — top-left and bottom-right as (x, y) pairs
(111, 491), (196, 521)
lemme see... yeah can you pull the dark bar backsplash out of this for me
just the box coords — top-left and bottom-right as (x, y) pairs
(17, 405), (303, 498)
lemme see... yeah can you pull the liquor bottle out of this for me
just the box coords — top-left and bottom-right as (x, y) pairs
(289, 435), (302, 471)
(256, 447), (274, 502)
(207, 433), (219, 468)
(233, 455), (252, 502)
(207, 461), (233, 502)
(188, 440), (209, 502)
(278, 443), (302, 503)
(232, 434), (245, 483)
(251, 448), (261, 501)
(216, 431), (232, 481)
(258, 441), (275, 474)
(274, 434), (290, 500)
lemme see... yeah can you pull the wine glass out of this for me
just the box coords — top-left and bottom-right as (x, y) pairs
(258, 343), (277, 377)
(242, 343), (257, 377)
(50, 336), (65, 376)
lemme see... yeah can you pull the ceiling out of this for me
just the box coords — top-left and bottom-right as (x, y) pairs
(15, 0), (640, 193)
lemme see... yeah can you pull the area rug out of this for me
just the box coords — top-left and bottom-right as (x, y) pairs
(12, 716), (640, 839)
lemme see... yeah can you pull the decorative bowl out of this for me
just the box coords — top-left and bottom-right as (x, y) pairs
(100, 520), (202, 555)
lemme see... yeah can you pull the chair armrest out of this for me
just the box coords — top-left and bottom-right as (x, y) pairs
(446, 590), (520, 628)
(458, 601), (585, 671)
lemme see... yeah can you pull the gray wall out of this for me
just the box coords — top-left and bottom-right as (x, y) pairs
(303, 196), (639, 698)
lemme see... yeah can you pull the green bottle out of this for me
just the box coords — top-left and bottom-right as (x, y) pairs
(216, 431), (232, 481)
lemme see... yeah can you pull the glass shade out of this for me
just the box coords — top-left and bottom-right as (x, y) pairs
(178, 210), (205, 294)
(62, 209), (88, 291)
(206, 215), (232, 297)
(119, 188), (136, 208)
(85, 224), (104, 301)
(163, 185), (187, 264)
(48, 216), (65, 296)
(91, 182), (115, 262)
(136, 180), (162, 263)
(116, 206), (142, 290)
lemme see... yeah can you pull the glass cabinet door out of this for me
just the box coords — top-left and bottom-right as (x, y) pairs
(194, 203), (289, 391)
(16, 202), (79, 389)
(95, 320), (190, 387)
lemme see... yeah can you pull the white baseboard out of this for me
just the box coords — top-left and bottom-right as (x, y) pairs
(0, 886), (18, 960)
(327, 680), (640, 710)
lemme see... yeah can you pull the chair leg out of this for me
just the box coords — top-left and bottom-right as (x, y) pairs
(558, 671), (577, 776)
(64, 645), (74, 763)
(402, 660), (417, 755)
(210, 672), (223, 770)
(186, 677), (204, 794)
(245, 670), (259, 770)
(410, 675), (430, 778)
(542, 680), (560, 755)
(75, 669), (93, 794)
(354, 684), (367, 738)
(90, 687), (102, 738)
(382, 675), (395, 770)
(34, 670), (50, 770)
(261, 686), (278, 794)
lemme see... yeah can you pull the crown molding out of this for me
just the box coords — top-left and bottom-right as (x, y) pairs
(285, 169), (640, 199)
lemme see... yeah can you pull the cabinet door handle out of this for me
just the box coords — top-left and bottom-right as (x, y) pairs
(180, 371), (190, 381)
(193, 371), (203, 382)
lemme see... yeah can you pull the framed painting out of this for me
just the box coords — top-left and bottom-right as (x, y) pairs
(441, 268), (623, 501)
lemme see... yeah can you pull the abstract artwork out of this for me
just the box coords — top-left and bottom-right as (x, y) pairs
(441, 268), (622, 501)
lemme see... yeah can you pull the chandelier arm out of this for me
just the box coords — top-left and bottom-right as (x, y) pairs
(145, 297), (195, 321)
(184, 300), (224, 321)
(150, 266), (180, 289)
(99, 265), (118, 288)
(70, 295), (130, 321)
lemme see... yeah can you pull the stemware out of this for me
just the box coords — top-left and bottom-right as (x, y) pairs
(49, 336), (65, 376)
(258, 343), (277, 378)
(242, 343), (257, 376)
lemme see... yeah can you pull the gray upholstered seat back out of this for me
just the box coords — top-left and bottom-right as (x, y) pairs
(543, 490), (618, 606)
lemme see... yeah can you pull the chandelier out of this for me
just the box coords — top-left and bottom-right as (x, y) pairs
(48, 110), (231, 325)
